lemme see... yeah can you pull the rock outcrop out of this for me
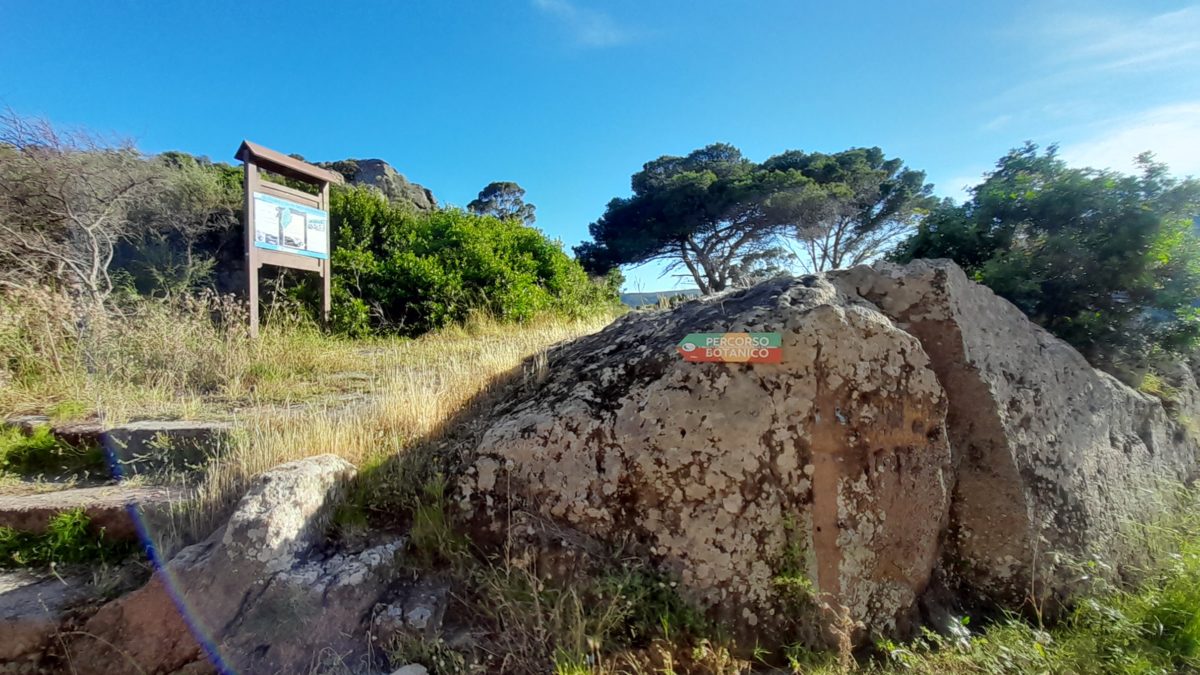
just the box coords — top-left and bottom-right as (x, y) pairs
(460, 260), (1200, 646)
(320, 158), (438, 211)
(829, 260), (1200, 609)
(1, 571), (97, 663)
(460, 277), (954, 641)
(66, 455), (406, 675)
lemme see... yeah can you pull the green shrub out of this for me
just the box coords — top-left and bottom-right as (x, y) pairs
(893, 145), (1200, 368)
(329, 186), (618, 336)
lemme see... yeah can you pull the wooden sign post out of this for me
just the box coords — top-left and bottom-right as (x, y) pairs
(235, 141), (343, 338)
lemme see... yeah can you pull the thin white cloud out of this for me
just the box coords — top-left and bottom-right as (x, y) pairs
(1061, 102), (1200, 176)
(985, 6), (1200, 117)
(1043, 6), (1200, 73)
(981, 114), (1013, 132)
(532, 0), (633, 47)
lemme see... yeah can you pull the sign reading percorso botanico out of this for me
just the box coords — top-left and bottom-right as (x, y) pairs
(676, 332), (782, 363)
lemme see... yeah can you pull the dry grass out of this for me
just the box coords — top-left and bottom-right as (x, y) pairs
(1, 286), (618, 549)
(170, 312), (614, 543)
(1, 286), (616, 425)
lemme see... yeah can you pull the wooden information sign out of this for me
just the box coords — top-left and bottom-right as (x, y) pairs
(235, 141), (344, 337)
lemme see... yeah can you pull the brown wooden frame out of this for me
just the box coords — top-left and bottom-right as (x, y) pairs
(235, 141), (343, 337)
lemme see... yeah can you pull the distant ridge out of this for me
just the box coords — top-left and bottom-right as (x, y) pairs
(620, 289), (702, 307)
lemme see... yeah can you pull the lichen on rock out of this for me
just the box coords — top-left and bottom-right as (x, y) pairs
(830, 259), (1200, 610)
(460, 276), (953, 644)
(460, 260), (1200, 648)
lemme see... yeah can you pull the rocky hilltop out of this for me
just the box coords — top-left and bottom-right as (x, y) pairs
(319, 158), (438, 211)
(460, 259), (1200, 645)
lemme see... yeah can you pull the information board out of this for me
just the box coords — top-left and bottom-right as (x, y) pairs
(252, 192), (329, 259)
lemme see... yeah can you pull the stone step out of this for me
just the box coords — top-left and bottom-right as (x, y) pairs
(0, 484), (182, 541)
(2, 415), (50, 434)
(104, 420), (233, 477)
(3, 417), (234, 478)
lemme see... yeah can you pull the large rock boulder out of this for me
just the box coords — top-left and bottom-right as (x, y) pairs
(829, 260), (1200, 609)
(459, 277), (954, 642)
(68, 455), (406, 674)
(459, 260), (1200, 645)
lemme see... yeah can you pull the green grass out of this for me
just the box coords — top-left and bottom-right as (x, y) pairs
(386, 634), (470, 675)
(0, 508), (138, 568)
(772, 515), (818, 613)
(0, 425), (106, 476)
(408, 473), (471, 568)
(384, 480), (1200, 674)
(384, 473), (728, 674)
(877, 493), (1200, 675)
(45, 399), (90, 422)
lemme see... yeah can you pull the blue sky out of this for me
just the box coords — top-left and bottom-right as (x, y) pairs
(2, 1), (1198, 291)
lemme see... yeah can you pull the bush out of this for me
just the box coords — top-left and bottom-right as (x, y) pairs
(330, 186), (618, 336)
(893, 145), (1200, 369)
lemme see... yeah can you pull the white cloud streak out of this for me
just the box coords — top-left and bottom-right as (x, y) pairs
(1061, 102), (1200, 176)
(1042, 5), (1200, 74)
(532, 0), (633, 47)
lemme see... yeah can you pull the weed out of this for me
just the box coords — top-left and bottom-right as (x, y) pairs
(409, 474), (471, 568)
(385, 634), (470, 675)
(864, 486), (1200, 674)
(772, 515), (817, 611)
(0, 425), (105, 476)
(1139, 371), (1180, 403)
(46, 399), (90, 421)
(1180, 414), (1200, 445)
(0, 508), (138, 568)
(598, 568), (711, 646)
(449, 548), (725, 674)
(780, 641), (840, 673)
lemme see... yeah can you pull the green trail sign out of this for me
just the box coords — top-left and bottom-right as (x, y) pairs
(676, 332), (782, 363)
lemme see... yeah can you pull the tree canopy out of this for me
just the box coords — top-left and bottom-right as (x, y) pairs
(574, 143), (932, 293)
(468, 181), (536, 225)
(762, 147), (935, 272)
(892, 143), (1200, 366)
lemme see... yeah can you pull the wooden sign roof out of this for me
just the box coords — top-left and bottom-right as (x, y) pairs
(235, 140), (344, 186)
